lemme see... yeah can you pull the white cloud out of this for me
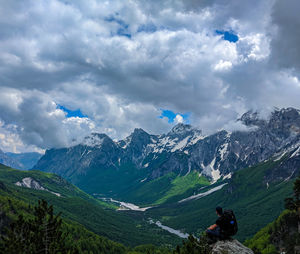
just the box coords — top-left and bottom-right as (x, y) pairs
(174, 115), (184, 124)
(214, 60), (233, 71)
(0, 0), (300, 152)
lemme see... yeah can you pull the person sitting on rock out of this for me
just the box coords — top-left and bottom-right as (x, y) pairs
(206, 206), (238, 243)
(206, 206), (228, 242)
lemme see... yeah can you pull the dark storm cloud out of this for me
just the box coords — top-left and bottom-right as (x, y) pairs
(270, 0), (300, 73)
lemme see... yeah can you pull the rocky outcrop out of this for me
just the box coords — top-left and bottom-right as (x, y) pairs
(211, 239), (254, 254)
(15, 177), (61, 197)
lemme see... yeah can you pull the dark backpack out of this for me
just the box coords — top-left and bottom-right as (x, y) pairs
(221, 209), (238, 236)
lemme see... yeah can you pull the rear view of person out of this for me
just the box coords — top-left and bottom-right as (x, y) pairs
(206, 206), (238, 243)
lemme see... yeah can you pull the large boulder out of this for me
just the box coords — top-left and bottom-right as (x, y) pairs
(211, 239), (254, 254)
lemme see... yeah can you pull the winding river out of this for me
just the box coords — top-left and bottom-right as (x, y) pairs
(97, 183), (227, 239)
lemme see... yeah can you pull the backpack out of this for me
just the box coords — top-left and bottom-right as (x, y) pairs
(221, 209), (238, 236)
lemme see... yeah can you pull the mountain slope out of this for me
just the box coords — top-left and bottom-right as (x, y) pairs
(144, 153), (297, 242)
(33, 108), (300, 206)
(0, 163), (181, 247)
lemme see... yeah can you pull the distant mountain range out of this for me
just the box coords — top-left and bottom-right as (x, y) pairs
(33, 107), (300, 204)
(0, 150), (42, 170)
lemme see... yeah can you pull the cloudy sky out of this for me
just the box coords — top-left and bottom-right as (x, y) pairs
(0, 0), (300, 153)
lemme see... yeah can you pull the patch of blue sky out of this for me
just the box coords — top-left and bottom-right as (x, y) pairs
(159, 109), (190, 124)
(57, 105), (87, 118)
(104, 14), (127, 27)
(137, 23), (157, 33)
(105, 14), (131, 38)
(216, 30), (239, 43)
(117, 28), (131, 38)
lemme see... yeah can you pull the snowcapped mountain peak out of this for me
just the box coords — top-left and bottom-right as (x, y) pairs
(168, 123), (203, 140)
(238, 110), (265, 127)
(81, 133), (111, 148)
(169, 123), (193, 135)
(119, 128), (151, 149)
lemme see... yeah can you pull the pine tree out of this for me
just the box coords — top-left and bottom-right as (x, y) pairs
(285, 177), (300, 211)
(1, 199), (78, 254)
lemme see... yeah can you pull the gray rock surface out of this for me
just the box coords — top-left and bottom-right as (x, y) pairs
(15, 177), (61, 197)
(211, 239), (254, 254)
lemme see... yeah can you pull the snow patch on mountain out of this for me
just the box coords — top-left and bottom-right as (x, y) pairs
(15, 177), (61, 197)
(274, 151), (286, 161)
(171, 136), (190, 152)
(219, 143), (228, 160)
(179, 183), (228, 203)
(140, 177), (147, 182)
(211, 168), (221, 183)
(189, 135), (206, 145)
(291, 145), (300, 158)
(160, 137), (177, 147)
(201, 157), (221, 182)
(223, 173), (232, 179)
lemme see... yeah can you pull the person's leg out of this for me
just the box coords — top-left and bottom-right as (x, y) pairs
(205, 227), (221, 243)
(206, 229), (220, 238)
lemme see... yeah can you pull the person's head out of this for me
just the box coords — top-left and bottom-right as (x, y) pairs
(216, 206), (223, 216)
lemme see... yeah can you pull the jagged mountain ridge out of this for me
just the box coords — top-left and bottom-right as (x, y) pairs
(33, 108), (300, 199)
(34, 108), (300, 204)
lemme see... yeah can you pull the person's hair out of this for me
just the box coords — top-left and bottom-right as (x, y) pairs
(216, 206), (223, 215)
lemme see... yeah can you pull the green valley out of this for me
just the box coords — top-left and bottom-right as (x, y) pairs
(0, 163), (181, 249)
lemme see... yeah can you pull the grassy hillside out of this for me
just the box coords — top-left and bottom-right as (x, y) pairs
(143, 159), (294, 242)
(0, 164), (181, 248)
(117, 171), (210, 206)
